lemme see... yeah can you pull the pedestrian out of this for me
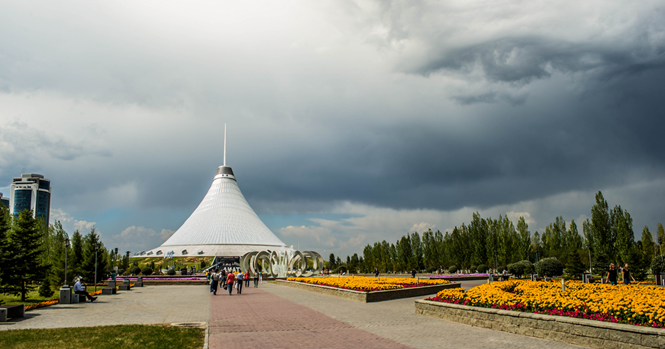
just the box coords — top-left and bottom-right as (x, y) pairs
(254, 270), (259, 287)
(411, 269), (416, 278)
(74, 277), (97, 302)
(606, 263), (618, 285)
(226, 271), (235, 295)
(245, 270), (251, 288)
(236, 271), (244, 294)
(374, 268), (379, 277)
(211, 269), (220, 295)
(259, 271), (263, 283)
(208, 271), (214, 292)
(623, 263), (636, 285)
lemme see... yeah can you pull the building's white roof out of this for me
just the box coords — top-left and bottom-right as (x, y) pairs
(146, 166), (288, 257)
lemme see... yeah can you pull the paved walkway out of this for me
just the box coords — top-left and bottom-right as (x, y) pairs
(1, 281), (583, 349)
(259, 282), (582, 349)
(0, 286), (209, 331)
(208, 284), (409, 348)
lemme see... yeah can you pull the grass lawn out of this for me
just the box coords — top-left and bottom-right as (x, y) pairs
(0, 324), (204, 349)
(0, 290), (58, 306)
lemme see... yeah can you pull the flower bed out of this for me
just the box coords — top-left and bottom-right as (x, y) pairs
(430, 273), (490, 278)
(428, 279), (665, 328)
(109, 277), (205, 281)
(286, 276), (449, 292)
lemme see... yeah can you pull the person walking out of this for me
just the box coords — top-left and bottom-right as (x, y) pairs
(211, 270), (220, 295)
(606, 263), (618, 285)
(221, 269), (227, 290)
(411, 269), (416, 278)
(254, 270), (259, 287)
(374, 268), (379, 277)
(236, 271), (244, 294)
(245, 270), (251, 288)
(208, 271), (214, 293)
(623, 263), (636, 285)
(226, 271), (235, 295)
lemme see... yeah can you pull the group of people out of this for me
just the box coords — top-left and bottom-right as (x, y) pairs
(606, 263), (636, 285)
(207, 269), (261, 295)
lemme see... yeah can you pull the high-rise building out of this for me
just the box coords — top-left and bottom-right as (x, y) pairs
(0, 193), (9, 209)
(10, 173), (51, 223)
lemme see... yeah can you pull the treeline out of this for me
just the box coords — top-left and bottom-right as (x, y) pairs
(0, 205), (113, 301)
(329, 192), (663, 280)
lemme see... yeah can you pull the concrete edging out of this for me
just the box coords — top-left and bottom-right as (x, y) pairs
(415, 299), (665, 349)
(429, 276), (489, 281)
(275, 280), (460, 302)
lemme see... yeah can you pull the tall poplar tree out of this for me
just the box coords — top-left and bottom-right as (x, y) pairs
(590, 191), (613, 262)
(641, 226), (655, 266)
(612, 205), (634, 265)
(516, 216), (531, 261)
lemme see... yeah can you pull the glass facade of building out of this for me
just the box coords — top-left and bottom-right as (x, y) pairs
(10, 174), (51, 223)
(13, 189), (32, 216)
(1, 198), (8, 209)
(36, 190), (50, 222)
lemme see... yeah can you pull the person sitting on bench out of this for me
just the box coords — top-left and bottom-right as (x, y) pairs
(74, 277), (97, 302)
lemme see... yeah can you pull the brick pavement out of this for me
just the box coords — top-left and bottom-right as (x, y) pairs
(261, 282), (583, 349)
(0, 286), (209, 331)
(208, 284), (411, 349)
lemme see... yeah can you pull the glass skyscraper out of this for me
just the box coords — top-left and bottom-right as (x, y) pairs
(10, 173), (51, 224)
(0, 193), (9, 209)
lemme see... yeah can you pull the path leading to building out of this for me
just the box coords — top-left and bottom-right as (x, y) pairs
(258, 281), (582, 349)
(208, 283), (410, 348)
(0, 286), (209, 331)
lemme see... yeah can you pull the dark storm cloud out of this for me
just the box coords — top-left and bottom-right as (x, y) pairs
(0, 0), (664, 248)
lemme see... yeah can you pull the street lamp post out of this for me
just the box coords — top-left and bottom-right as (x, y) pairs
(94, 241), (99, 292)
(64, 237), (70, 287)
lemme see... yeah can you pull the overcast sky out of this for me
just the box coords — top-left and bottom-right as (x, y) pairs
(1, 0), (664, 257)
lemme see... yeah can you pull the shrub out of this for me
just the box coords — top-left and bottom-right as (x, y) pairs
(534, 257), (564, 277)
(508, 260), (534, 278)
(141, 267), (153, 276)
(38, 278), (54, 298)
(131, 266), (142, 275)
(477, 264), (488, 273)
(448, 265), (457, 273)
(117, 269), (125, 275)
(469, 265), (477, 273)
(167, 268), (176, 276)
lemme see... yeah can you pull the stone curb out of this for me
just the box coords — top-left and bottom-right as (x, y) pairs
(275, 280), (460, 302)
(415, 299), (665, 349)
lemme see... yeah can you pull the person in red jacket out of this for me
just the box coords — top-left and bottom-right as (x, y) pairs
(245, 270), (251, 288)
(226, 272), (235, 296)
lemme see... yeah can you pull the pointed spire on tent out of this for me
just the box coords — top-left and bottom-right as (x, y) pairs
(223, 123), (227, 167)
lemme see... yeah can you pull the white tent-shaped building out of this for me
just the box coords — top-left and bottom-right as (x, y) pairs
(141, 126), (290, 258)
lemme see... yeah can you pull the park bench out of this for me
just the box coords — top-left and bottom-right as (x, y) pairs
(103, 280), (117, 295)
(0, 304), (25, 321)
(118, 279), (131, 291)
(583, 273), (604, 284)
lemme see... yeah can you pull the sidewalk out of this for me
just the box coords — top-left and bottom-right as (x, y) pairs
(208, 283), (410, 349)
(0, 286), (209, 331)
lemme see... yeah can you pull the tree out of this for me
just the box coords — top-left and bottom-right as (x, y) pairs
(611, 205), (634, 265)
(657, 223), (665, 257)
(70, 230), (83, 277)
(4, 210), (49, 301)
(516, 216), (531, 261)
(0, 204), (11, 302)
(49, 221), (72, 286)
(81, 228), (107, 284)
(328, 253), (336, 270)
(590, 191), (613, 259)
(642, 226), (655, 267)
(564, 250), (586, 279)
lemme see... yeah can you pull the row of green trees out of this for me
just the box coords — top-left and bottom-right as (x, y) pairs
(330, 192), (663, 280)
(0, 205), (114, 301)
